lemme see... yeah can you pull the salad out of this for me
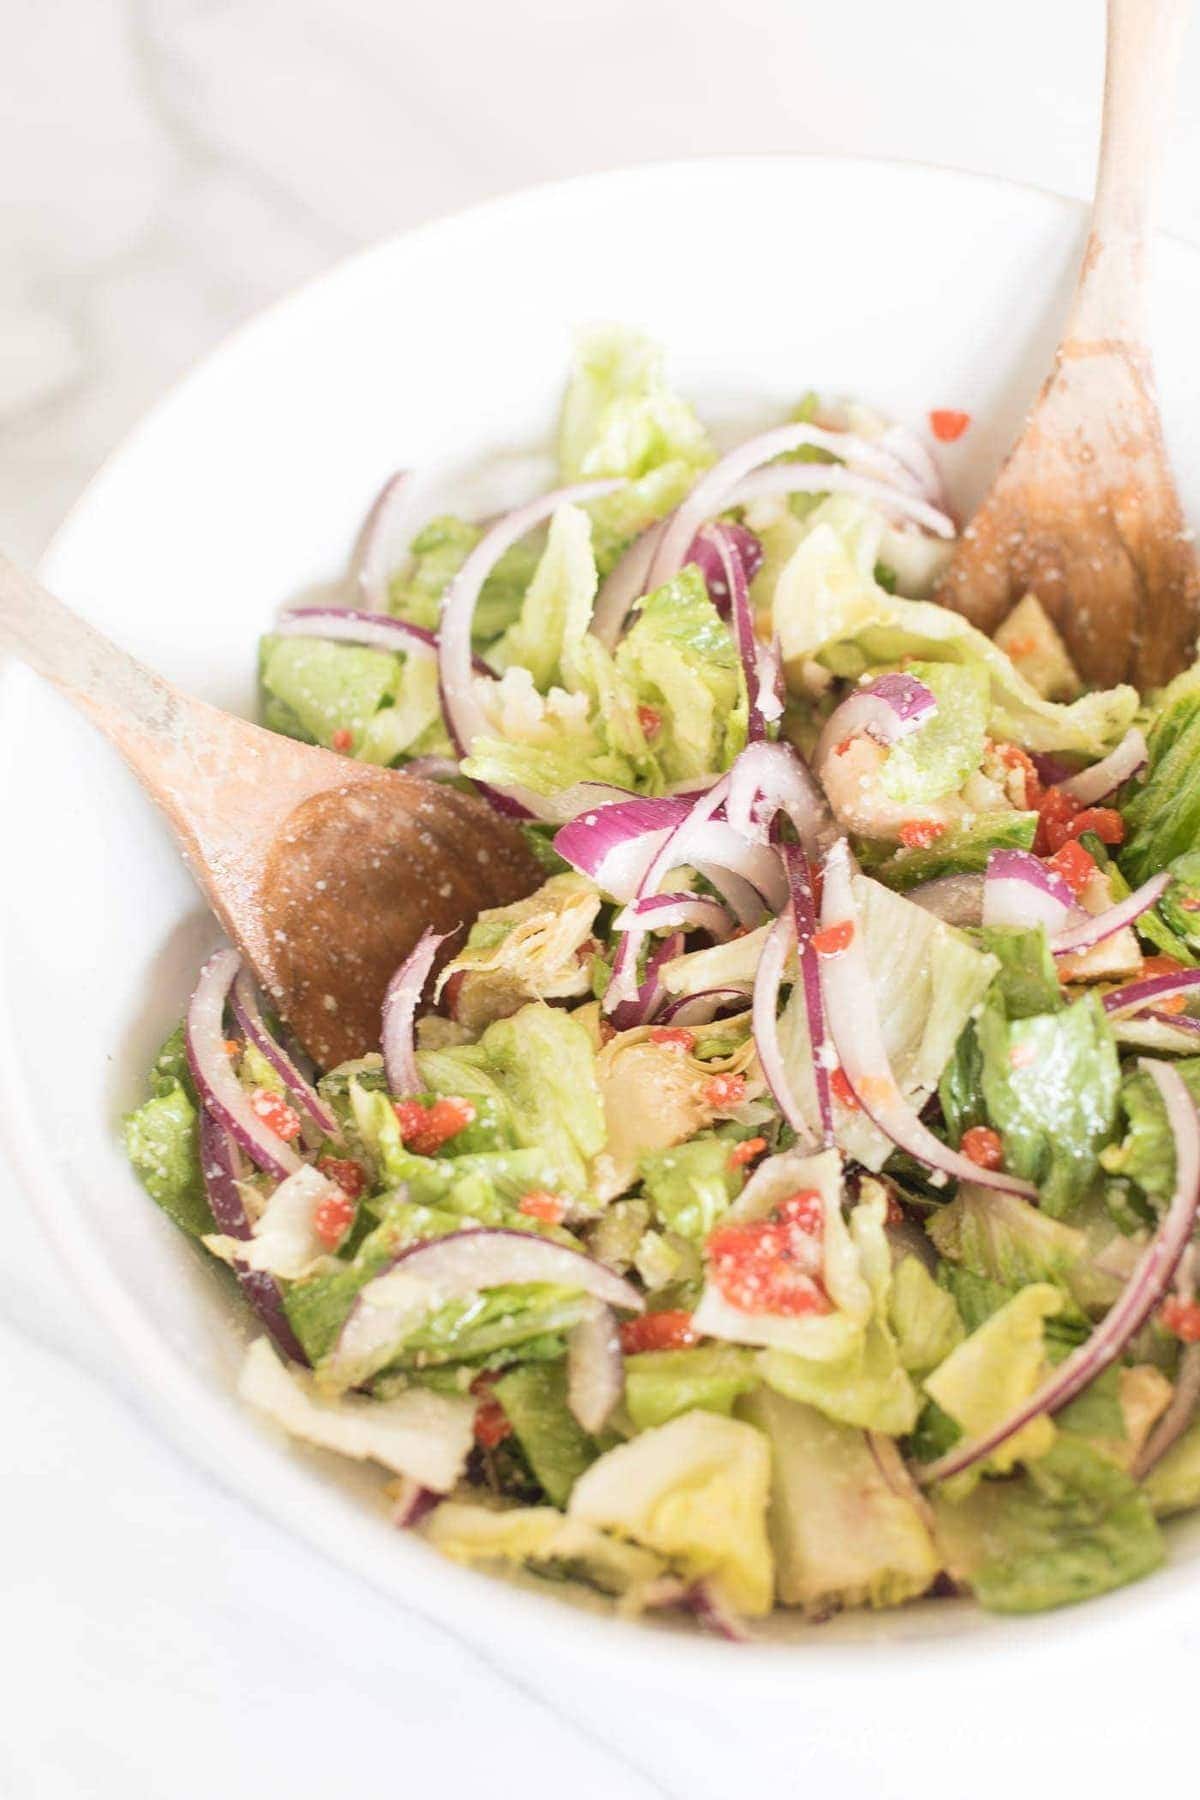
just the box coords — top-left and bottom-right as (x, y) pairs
(125, 328), (1200, 1634)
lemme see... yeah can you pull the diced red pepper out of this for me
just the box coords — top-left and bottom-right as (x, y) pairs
(393, 1094), (476, 1156)
(702, 1071), (747, 1110)
(1034, 786), (1080, 856)
(1160, 1297), (1200, 1343)
(1044, 838), (1098, 899)
(649, 1026), (696, 1052)
(331, 727), (353, 753)
(317, 1156), (367, 1200)
(1063, 806), (1124, 847)
(991, 743), (1043, 809)
(638, 705), (663, 740)
(518, 1190), (566, 1225)
(929, 409), (971, 443)
(250, 1088), (302, 1144)
(313, 1188), (357, 1250)
(830, 1067), (860, 1111)
(728, 1135), (767, 1170)
(706, 1193), (830, 1318)
(223, 1038), (242, 1058)
(472, 1397), (512, 1447)
(898, 819), (947, 850)
(619, 1310), (699, 1354)
(812, 920), (854, 957)
(961, 1125), (1004, 1171)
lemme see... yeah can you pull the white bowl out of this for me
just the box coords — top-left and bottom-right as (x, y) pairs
(5, 156), (1200, 1678)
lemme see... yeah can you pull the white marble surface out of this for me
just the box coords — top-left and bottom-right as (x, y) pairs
(6, 2), (1200, 1793)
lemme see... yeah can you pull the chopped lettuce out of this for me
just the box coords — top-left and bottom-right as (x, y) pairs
(925, 1283), (1062, 1477)
(1120, 692), (1200, 887)
(769, 496), (1137, 755)
(933, 1438), (1164, 1613)
(740, 1387), (940, 1615)
(615, 568), (747, 782)
(1101, 1057), (1200, 1209)
(490, 503), (598, 693)
(422, 1500), (667, 1594)
(928, 1185), (1087, 1296)
(877, 661), (989, 807)
(568, 1408), (774, 1614)
(1155, 849), (1200, 957)
(259, 635), (399, 753)
(624, 1345), (759, 1431)
(778, 872), (998, 1168)
(972, 924), (1063, 1019)
(887, 1256), (965, 1376)
(638, 1132), (744, 1242)
(388, 514), (540, 642)
(976, 992), (1121, 1217)
(866, 811), (1037, 891)
(473, 1003), (605, 1199)
(122, 1026), (210, 1236)
(558, 325), (713, 574)
(493, 1362), (597, 1506)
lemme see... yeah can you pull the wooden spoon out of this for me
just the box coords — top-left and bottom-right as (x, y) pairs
(936, 0), (1200, 691)
(0, 551), (541, 1066)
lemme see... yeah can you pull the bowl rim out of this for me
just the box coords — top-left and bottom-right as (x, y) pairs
(4, 151), (1198, 1680)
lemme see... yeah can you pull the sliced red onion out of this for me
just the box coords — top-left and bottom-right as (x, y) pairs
(908, 873), (985, 927)
(186, 950), (301, 1181)
(1059, 728), (1148, 806)
(921, 1060), (1200, 1486)
(1031, 752), (1075, 787)
(814, 672), (938, 773)
(567, 1301), (623, 1434)
(657, 987), (752, 1027)
(685, 826), (787, 912)
(350, 470), (416, 611)
(726, 462), (955, 540)
(230, 967), (340, 1140)
(754, 633), (785, 726)
(382, 929), (448, 1098)
(1050, 871), (1171, 957)
(1144, 1010), (1200, 1036)
(687, 1581), (751, 1644)
(391, 1477), (442, 1529)
(608, 931), (685, 1033)
(983, 849), (1078, 934)
(437, 480), (623, 761)
(726, 741), (836, 856)
(276, 606), (434, 659)
(692, 861), (768, 929)
(555, 795), (697, 901)
(691, 523), (769, 741)
(646, 422), (935, 589)
(751, 911), (819, 1152)
(614, 891), (736, 941)
(784, 841), (833, 1145)
(327, 1228), (644, 1389)
(605, 780), (732, 1011)
(1103, 969), (1200, 1017)
(685, 521), (764, 616)
(198, 1110), (308, 1363)
(819, 841), (1036, 1197)
(590, 521), (665, 649)
(876, 423), (950, 507)
(1132, 1342), (1200, 1480)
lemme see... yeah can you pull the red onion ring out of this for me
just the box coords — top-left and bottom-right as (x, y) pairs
(983, 849), (1078, 934)
(186, 950), (301, 1180)
(391, 1478), (442, 1529)
(381, 929), (449, 1098)
(590, 521), (665, 649)
(567, 1301), (623, 1434)
(198, 1109), (309, 1363)
(230, 967), (340, 1140)
(814, 672), (938, 774)
(614, 891), (736, 941)
(1050, 871), (1171, 957)
(691, 523), (769, 741)
(725, 740), (834, 857)
(819, 840), (1036, 1197)
(751, 911), (819, 1151)
(920, 1059), (1200, 1486)
(275, 605), (492, 678)
(646, 421), (932, 589)
(1103, 969), (1200, 1017)
(608, 930), (685, 1032)
(350, 470), (416, 611)
(1058, 728), (1148, 806)
(685, 521), (764, 616)
(877, 423), (949, 507)
(726, 462), (955, 539)
(657, 987), (752, 1027)
(605, 780), (733, 1011)
(555, 795), (697, 901)
(784, 840), (834, 1145)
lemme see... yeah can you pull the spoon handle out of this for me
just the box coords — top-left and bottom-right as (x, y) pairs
(0, 549), (183, 742)
(1068, 0), (1191, 346)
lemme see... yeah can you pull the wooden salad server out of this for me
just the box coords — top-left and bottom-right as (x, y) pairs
(0, 551), (540, 1066)
(936, 0), (1200, 690)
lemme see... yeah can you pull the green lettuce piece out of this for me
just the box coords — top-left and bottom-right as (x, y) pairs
(973, 924), (1064, 1019)
(123, 1029), (210, 1237)
(778, 872), (998, 1169)
(1121, 694), (1200, 886)
(638, 1132), (743, 1242)
(388, 514), (540, 642)
(770, 496), (1137, 755)
(396, 1282), (589, 1370)
(934, 1438), (1164, 1613)
(567, 1408), (774, 1615)
(928, 1186), (1087, 1295)
(356, 654), (449, 765)
(739, 1387), (940, 1615)
(925, 1283), (1062, 1476)
(936, 1264), (1016, 1335)
(888, 1256), (965, 1375)
(491, 503), (599, 693)
(462, 722), (636, 799)
(877, 661), (989, 807)
(976, 992), (1121, 1217)
(1142, 1417), (1200, 1517)
(471, 1003), (606, 1198)
(557, 325), (713, 575)
(1101, 1057), (1200, 1208)
(422, 1500), (667, 1594)
(493, 1362), (597, 1505)
(615, 568), (748, 782)
(1156, 850), (1200, 956)
(623, 1345), (759, 1431)
(259, 634), (399, 753)
(867, 811), (1037, 891)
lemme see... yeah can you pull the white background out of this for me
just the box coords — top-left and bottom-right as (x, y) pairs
(4, 3), (1200, 1795)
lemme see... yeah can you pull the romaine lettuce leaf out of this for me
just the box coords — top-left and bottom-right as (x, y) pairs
(422, 1500), (667, 1593)
(473, 1003), (606, 1199)
(490, 503), (598, 693)
(888, 1255), (965, 1375)
(122, 1026), (210, 1236)
(623, 1345), (759, 1431)
(877, 660), (989, 807)
(614, 568), (748, 782)
(1120, 693), (1200, 886)
(1143, 1415), (1200, 1517)
(933, 1438), (1164, 1612)
(739, 1386), (940, 1615)
(1100, 1056), (1200, 1209)
(567, 1408), (774, 1614)
(928, 1185), (1087, 1295)
(864, 811), (1037, 891)
(388, 514), (541, 642)
(638, 1132), (744, 1242)
(924, 1283), (1062, 1476)
(259, 635), (399, 753)
(492, 1361), (597, 1505)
